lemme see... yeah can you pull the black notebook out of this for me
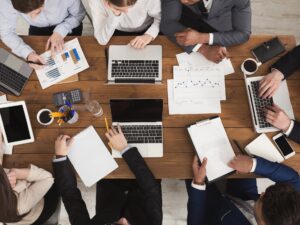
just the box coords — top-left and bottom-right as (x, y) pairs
(252, 37), (286, 63)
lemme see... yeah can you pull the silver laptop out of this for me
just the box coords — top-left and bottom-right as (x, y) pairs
(108, 45), (162, 84)
(244, 74), (294, 133)
(0, 48), (32, 96)
(110, 99), (163, 158)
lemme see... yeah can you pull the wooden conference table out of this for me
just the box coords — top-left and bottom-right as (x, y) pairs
(1, 35), (300, 179)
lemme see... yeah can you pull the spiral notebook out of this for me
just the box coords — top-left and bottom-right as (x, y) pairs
(187, 117), (236, 183)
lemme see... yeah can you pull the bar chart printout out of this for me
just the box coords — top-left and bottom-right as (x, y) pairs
(36, 38), (89, 89)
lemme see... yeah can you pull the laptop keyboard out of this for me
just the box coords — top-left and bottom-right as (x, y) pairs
(119, 125), (163, 144)
(0, 63), (27, 93)
(250, 81), (273, 128)
(111, 60), (159, 78)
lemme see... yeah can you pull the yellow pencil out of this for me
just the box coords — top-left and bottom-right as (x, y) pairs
(105, 117), (109, 132)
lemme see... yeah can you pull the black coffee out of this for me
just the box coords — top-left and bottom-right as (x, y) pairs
(39, 111), (51, 124)
(244, 60), (257, 73)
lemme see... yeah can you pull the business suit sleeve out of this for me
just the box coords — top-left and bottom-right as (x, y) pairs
(185, 180), (207, 225)
(122, 148), (163, 225)
(160, 0), (195, 53)
(53, 159), (92, 225)
(288, 120), (300, 144)
(254, 156), (300, 191)
(213, 0), (251, 47)
(272, 45), (300, 79)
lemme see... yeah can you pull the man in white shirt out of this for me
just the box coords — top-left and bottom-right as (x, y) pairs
(0, 0), (86, 69)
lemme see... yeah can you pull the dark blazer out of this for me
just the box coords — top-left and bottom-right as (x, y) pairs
(161, 0), (252, 53)
(272, 45), (300, 144)
(53, 147), (162, 225)
(187, 157), (300, 225)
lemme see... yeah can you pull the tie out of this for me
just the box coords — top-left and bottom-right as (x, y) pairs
(198, 0), (208, 18)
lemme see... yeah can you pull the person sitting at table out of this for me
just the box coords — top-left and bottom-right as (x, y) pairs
(0, 0), (86, 69)
(258, 45), (300, 144)
(0, 135), (59, 225)
(87, 0), (161, 48)
(160, 0), (252, 63)
(186, 154), (300, 225)
(52, 125), (163, 225)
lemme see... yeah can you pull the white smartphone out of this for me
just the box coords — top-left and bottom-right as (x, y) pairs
(273, 133), (295, 159)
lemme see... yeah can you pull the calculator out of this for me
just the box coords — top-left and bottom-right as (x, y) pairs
(53, 89), (83, 107)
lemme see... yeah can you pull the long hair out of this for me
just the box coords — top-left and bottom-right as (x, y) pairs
(108, 0), (137, 7)
(0, 165), (23, 223)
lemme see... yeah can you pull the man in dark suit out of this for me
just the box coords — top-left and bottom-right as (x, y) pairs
(187, 155), (300, 225)
(160, 0), (251, 63)
(259, 45), (300, 144)
(52, 125), (162, 225)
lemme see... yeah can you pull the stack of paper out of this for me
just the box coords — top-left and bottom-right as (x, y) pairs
(168, 52), (235, 115)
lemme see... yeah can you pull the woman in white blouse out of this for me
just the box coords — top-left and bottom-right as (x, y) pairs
(88, 0), (161, 48)
(0, 136), (58, 225)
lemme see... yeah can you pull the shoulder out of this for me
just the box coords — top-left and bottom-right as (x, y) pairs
(232, 0), (250, 7)
(0, 0), (17, 13)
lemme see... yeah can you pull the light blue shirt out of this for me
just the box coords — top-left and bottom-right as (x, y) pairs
(0, 0), (86, 59)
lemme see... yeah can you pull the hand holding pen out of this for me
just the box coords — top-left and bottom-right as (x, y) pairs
(26, 52), (46, 70)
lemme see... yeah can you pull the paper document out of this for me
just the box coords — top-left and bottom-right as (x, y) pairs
(168, 80), (221, 114)
(187, 117), (235, 183)
(36, 38), (89, 89)
(68, 126), (118, 187)
(176, 52), (234, 76)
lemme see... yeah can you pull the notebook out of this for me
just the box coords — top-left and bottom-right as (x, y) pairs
(68, 126), (118, 187)
(244, 134), (284, 163)
(187, 117), (236, 183)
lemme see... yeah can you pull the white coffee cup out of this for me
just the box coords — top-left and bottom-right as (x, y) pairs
(241, 58), (262, 75)
(37, 109), (54, 126)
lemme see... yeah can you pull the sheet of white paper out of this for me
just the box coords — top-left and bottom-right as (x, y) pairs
(176, 52), (235, 76)
(173, 66), (226, 101)
(0, 95), (13, 155)
(168, 80), (221, 114)
(36, 38), (89, 89)
(68, 126), (118, 187)
(188, 117), (235, 182)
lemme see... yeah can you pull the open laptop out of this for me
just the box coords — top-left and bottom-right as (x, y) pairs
(0, 48), (33, 96)
(107, 45), (162, 84)
(244, 74), (294, 133)
(110, 99), (163, 158)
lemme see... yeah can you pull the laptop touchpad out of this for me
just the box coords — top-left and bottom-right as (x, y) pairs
(5, 55), (23, 71)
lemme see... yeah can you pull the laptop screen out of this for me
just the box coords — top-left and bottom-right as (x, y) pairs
(110, 99), (163, 122)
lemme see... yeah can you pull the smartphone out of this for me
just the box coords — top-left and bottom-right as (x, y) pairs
(273, 133), (295, 159)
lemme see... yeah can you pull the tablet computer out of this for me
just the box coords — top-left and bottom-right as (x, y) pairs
(0, 101), (34, 146)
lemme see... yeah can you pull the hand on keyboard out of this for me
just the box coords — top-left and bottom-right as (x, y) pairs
(259, 70), (284, 99)
(105, 125), (128, 152)
(264, 104), (291, 132)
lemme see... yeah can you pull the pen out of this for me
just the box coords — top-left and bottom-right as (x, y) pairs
(26, 61), (45, 66)
(104, 117), (112, 148)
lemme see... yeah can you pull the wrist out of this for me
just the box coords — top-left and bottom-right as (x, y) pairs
(199, 33), (209, 44)
(198, 44), (208, 54)
(27, 51), (36, 60)
(273, 69), (285, 80)
(193, 178), (205, 185)
(283, 119), (292, 133)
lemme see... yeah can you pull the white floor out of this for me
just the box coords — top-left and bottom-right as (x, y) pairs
(6, 0), (300, 225)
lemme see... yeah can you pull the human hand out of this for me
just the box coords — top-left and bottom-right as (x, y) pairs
(27, 52), (46, 70)
(229, 155), (253, 173)
(45, 32), (64, 58)
(104, 0), (122, 16)
(264, 104), (291, 132)
(175, 28), (209, 46)
(55, 135), (73, 156)
(105, 125), (128, 152)
(180, 0), (200, 6)
(199, 45), (228, 63)
(259, 70), (284, 99)
(192, 155), (207, 185)
(129, 34), (153, 49)
(7, 170), (17, 189)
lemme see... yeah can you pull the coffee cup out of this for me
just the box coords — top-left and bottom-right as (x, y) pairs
(37, 109), (54, 126)
(241, 58), (262, 75)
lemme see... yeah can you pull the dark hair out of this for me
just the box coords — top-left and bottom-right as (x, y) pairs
(11, 0), (45, 13)
(108, 0), (137, 7)
(262, 183), (300, 225)
(0, 165), (23, 223)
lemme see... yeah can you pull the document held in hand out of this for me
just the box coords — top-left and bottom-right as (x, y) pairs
(68, 126), (118, 187)
(187, 117), (236, 183)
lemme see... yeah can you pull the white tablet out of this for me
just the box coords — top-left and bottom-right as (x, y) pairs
(0, 101), (34, 146)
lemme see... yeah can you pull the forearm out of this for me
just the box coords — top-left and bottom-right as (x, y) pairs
(212, 30), (251, 47)
(145, 0), (161, 39)
(13, 168), (30, 180)
(288, 120), (300, 144)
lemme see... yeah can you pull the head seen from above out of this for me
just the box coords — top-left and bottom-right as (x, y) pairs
(11, 0), (45, 18)
(0, 165), (22, 223)
(254, 183), (300, 225)
(106, 0), (137, 14)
